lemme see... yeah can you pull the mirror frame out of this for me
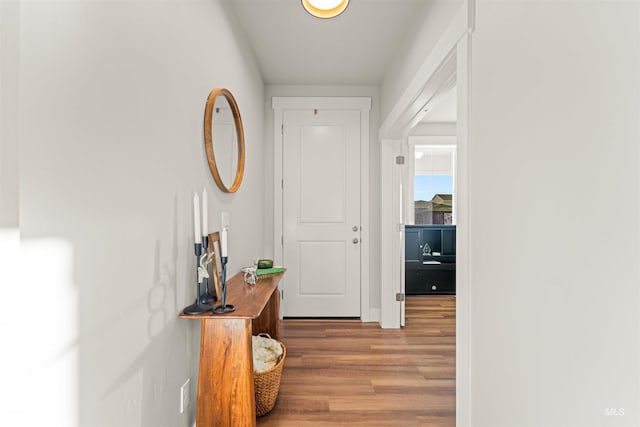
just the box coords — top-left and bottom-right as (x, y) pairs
(203, 88), (246, 193)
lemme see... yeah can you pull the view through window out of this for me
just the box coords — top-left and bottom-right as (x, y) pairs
(414, 146), (455, 224)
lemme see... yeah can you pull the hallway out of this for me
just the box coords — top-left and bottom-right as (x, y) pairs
(258, 296), (456, 427)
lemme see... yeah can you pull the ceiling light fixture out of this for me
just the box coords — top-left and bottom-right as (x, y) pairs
(302, 0), (349, 19)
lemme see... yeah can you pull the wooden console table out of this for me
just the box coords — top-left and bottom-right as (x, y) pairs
(179, 272), (283, 427)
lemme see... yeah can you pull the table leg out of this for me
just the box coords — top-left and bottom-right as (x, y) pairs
(251, 288), (280, 340)
(196, 318), (256, 427)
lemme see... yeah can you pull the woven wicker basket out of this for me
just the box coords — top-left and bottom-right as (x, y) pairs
(254, 340), (286, 416)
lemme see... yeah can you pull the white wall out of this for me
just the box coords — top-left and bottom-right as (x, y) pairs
(10, 1), (264, 426)
(381, 0), (463, 119)
(0, 2), (23, 423)
(0, 0), (19, 228)
(263, 85), (382, 314)
(469, 1), (640, 426)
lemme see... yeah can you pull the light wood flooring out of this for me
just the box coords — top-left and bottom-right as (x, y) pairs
(257, 295), (456, 427)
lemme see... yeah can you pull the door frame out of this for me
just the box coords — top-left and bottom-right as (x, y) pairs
(272, 96), (372, 321)
(379, 1), (471, 326)
(378, 1), (474, 426)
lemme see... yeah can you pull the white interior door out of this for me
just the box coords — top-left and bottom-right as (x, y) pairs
(282, 109), (361, 317)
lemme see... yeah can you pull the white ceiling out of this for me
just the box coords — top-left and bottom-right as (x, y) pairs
(230, 0), (429, 85)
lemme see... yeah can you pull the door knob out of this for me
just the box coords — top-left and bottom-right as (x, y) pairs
(352, 238), (360, 244)
(352, 226), (359, 232)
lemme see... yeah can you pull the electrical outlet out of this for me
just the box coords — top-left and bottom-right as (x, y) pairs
(180, 379), (190, 414)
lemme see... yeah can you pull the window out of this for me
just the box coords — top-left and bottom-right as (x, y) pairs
(414, 145), (455, 225)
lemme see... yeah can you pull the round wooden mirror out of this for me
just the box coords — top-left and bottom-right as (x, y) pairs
(204, 88), (245, 193)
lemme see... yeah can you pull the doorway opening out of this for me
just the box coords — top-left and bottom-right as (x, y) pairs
(378, 5), (472, 421)
(404, 136), (457, 335)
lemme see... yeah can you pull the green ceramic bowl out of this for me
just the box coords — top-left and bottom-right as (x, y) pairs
(257, 259), (273, 269)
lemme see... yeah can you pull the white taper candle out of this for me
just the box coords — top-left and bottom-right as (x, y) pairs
(221, 227), (228, 257)
(202, 189), (208, 236)
(193, 193), (201, 244)
(220, 212), (229, 256)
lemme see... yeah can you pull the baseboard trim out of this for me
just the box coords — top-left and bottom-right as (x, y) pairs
(363, 308), (380, 324)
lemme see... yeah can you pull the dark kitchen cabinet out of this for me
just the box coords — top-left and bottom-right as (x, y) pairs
(405, 225), (456, 295)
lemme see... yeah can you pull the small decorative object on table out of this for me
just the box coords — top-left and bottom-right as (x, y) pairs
(213, 213), (236, 313)
(183, 241), (214, 315)
(256, 265), (286, 279)
(200, 189), (216, 304)
(242, 259), (286, 285)
(257, 259), (273, 269)
(242, 266), (257, 285)
(206, 231), (223, 299)
(199, 233), (217, 304)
